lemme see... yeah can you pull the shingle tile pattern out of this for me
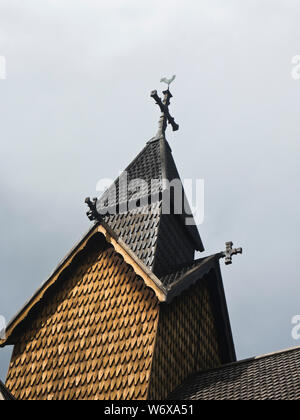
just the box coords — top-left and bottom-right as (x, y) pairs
(168, 347), (300, 400)
(5, 246), (159, 400)
(160, 258), (208, 287)
(149, 276), (222, 399)
(97, 140), (163, 209)
(96, 138), (203, 277)
(103, 202), (161, 270)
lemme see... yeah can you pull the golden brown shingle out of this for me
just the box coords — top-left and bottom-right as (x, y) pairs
(6, 245), (159, 400)
(148, 274), (222, 399)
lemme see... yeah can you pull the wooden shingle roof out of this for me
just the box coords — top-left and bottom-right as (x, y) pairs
(5, 245), (160, 400)
(0, 221), (231, 347)
(1, 224), (235, 400)
(0, 222), (167, 348)
(97, 137), (204, 277)
(0, 135), (237, 400)
(0, 136), (210, 348)
(168, 346), (300, 400)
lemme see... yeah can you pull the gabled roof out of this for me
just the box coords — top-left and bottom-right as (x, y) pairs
(168, 346), (300, 400)
(1, 135), (234, 363)
(0, 222), (165, 346)
(161, 256), (218, 288)
(5, 244), (161, 400)
(0, 219), (232, 352)
(0, 380), (14, 400)
(97, 137), (204, 276)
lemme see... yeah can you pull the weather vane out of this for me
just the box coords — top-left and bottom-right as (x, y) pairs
(151, 75), (179, 140)
(160, 75), (176, 89)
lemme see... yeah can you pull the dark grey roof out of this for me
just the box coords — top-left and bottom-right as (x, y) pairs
(103, 202), (161, 269)
(161, 257), (214, 287)
(96, 138), (204, 277)
(0, 380), (14, 400)
(168, 346), (300, 400)
(98, 139), (163, 208)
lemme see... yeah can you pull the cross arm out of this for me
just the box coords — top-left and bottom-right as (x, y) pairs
(150, 90), (165, 113)
(150, 90), (179, 132)
(167, 112), (179, 132)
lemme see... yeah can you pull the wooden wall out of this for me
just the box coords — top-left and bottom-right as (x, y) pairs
(6, 241), (159, 400)
(148, 273), (222, 399)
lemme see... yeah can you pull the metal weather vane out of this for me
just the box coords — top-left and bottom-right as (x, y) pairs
(160, 75), (176, 89)
(151, 75), (179, 139)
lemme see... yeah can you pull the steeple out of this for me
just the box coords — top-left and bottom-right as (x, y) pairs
(2, 82), (237, 401)
(87, 86), (204, 277)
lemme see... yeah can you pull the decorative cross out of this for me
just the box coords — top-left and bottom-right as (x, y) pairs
(221, 241), (243, 265)
(151, 89), (179, 139)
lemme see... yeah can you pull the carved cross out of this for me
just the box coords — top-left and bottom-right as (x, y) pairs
(221, 241), (243, 265)
(151, 89), (179, 139)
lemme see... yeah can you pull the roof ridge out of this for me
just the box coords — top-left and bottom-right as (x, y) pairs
(184, 345), (300, 378)
(159, 139), (204, 252)
(164, 255), (220, 303)
(253, 345), (300, 361)
(162, 257), (207, 277)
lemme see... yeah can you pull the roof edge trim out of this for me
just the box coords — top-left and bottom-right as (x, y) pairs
(165, 255), (219, 302)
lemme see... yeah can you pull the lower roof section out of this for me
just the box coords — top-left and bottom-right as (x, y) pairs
(168, 346), (300, 400)
(0, 380), (14, 400)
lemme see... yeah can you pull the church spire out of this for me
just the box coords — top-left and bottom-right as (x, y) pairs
(1, 81), (240, 401)
(85, 83), (203, 277)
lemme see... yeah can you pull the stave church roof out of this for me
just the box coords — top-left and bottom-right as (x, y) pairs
(168, 346), (300, 400)
(1, 86), (298, 400)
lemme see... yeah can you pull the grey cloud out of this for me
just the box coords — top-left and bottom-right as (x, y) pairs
(1, 0), (300, 379)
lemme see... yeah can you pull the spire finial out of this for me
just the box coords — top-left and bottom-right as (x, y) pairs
(151, 76), (179, 140)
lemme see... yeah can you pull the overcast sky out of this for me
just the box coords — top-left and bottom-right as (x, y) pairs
(1, 0), (300, 380)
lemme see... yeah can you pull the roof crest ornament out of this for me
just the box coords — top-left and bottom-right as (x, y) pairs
(220, 241), (243, 265)
(150, 75), (179, 140)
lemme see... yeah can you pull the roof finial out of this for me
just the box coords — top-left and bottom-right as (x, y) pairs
(221, 241), (243, 265)
(151, 76), (179, 140)
(85, 197), (101, 222)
